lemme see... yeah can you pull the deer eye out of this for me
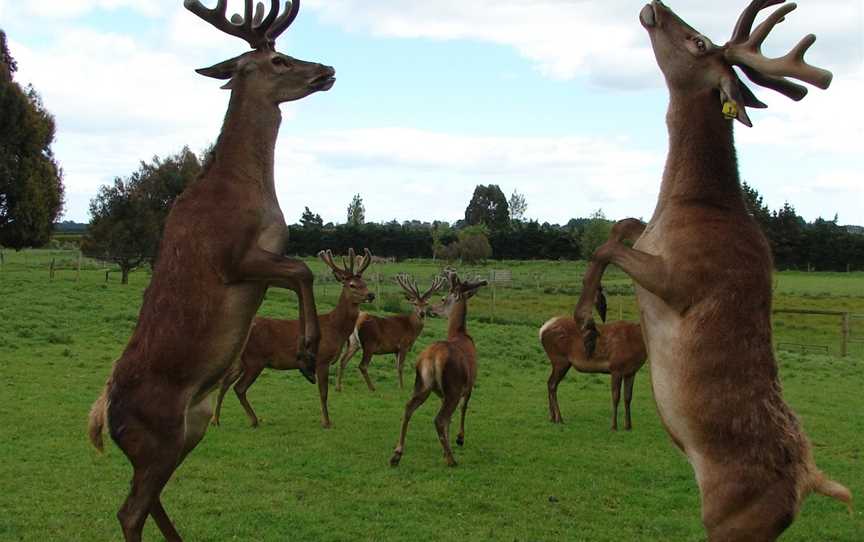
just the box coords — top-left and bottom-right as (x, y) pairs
(271, 56), (288, 67)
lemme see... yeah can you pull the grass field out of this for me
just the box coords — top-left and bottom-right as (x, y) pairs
(0, 250), (862, 541)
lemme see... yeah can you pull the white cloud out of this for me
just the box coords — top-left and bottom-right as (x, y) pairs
(306, 0), (862, 87)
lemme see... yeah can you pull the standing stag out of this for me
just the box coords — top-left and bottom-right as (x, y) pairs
(86, 1), (332, 540)
(213, 249), (374, 428)
(540, 283), (647, 429)
(575, 2), (850, 539)
(336, 273), (447, 392)
(390, 270), (487, 468)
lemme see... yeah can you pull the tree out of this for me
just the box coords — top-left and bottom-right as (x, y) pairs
(82, 149), (201, 284)
(741, 181), (771, 233)
(465, 184), (510, 231)
(300, 206), (323, 230)
(768, 202), (806, 270)
(347, 194), (365, 226)
(0, 30), (65, 249)
(579, 209), (614, 258)
(509, 189), (527, 222)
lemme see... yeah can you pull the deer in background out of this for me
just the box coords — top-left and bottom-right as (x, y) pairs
(213, 249), (374, 429)
(540, 282), (647, 429)
(336, 273), (447, 392)
(86, 1), (332, 539)
(575, 2), (850, 539)
(390, 270), (487, 468)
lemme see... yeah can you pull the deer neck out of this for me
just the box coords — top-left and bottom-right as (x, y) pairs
(207, 89), (282, 198)
(654, 88), (747, 218)
(447, 300), (468, 339)
(408, 309), (425, 334)
(332, 287), (361, 332)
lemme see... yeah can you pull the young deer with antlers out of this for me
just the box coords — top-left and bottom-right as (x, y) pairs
(336, 274), (447, 392)
(86, 2), (331, 540)
(390, 270), (487, 468)
(540, 283), (647, 430)
(213, 249), (374, 429)
(575, 2), (850, 539)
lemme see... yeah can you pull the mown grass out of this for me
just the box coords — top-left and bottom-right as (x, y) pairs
(0, 254), (861, 541)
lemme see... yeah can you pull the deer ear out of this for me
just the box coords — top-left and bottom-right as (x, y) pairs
(195, 54), (245, 81)
(719, 74), (753, 127)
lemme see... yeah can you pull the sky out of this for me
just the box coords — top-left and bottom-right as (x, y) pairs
(2, 0), (862, 226)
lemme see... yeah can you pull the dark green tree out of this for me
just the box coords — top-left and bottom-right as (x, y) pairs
(741, 181), (771, 233)
(509, 189), (527, 222)
(579, 209), (613, 258)
(465, 184), (510, 231)
(300, 206), (323, 230)
(347, 194), (365, 226)
(82, 148), (201, 283)
(0, 30), (65, 249)
(768, 202), (806, 269)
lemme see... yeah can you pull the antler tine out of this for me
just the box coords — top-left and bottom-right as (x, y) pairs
(725, 2), (833, 94)
(356, 248), (373, 276)
(318, 249), (339, 273)
(266, 0), (301, 42)
(729, 0), (785, 44)
(346, 248), (357, 275)
(421, 275), (447, 300)
(185, 0), (292, 50)
(443, 268), (459, 291)
(395, 273), (421, 300)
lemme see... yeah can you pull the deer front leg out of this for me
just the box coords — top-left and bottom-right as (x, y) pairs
(237, 247), (321, 370)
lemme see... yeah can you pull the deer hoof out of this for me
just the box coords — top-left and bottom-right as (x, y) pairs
(210, 416), (220, 427)
(456, 436), (464, 447)
(389, 452), (402, 467)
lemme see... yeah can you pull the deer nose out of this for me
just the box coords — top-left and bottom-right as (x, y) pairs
(321, 65), (335, 77)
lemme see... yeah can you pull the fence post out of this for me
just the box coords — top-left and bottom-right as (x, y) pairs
(376, 272), (382, 311)
(841, 313), (850, 358)
(49, 258), (56, 281)
(76, 251), (82, 282)
(491, 281), (497, 324)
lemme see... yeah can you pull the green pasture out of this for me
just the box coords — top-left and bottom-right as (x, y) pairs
(0, 250), (861, 540)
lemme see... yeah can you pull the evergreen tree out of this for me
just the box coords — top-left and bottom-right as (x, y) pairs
(347, 194), (365, 226)
(465, 184), (510, 231)
(509, 189), (527, 222)
(0, 30), (65, 249)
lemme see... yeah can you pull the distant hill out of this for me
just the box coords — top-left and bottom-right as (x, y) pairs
(54, 221), (88, 233)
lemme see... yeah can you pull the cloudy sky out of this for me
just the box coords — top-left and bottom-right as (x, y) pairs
(2, 0), (862, 225)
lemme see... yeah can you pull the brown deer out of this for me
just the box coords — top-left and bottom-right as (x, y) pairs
(574, 2), (851, 539)
(336, 273), (447, 392)
(540, 284), (647, 429)
(390, 270), (487, 468)
(85, 1), (333, 540)
(213, 248), (374, 428)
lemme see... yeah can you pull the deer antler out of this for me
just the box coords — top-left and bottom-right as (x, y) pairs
(356, 249), (373, 276)
(443, 268), (460, 292)
(184, 0), (300, 50)
(319, 248), (372, 280)
(421, 275), (448, 301)
(725, 0), (832, 101)
(395, 274), (422, 300)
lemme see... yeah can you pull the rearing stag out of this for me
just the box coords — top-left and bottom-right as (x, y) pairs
(86, 1), (333, 540)
(575, 2), (850, 539)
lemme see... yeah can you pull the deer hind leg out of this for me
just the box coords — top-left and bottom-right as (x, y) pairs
(336, 339), (359, 392)
(610, 373), (623, 431)
(702, 475), (797, 542)
(114, 417), (184, 542)
(211, 363), (241, 426)
(390, 374), (432, 467)
(622, 373), (636, 430)
(358, 350), (376, 392)
(456, 391), (472, 447)
(547, 359), (570, 424)
(232, 362), (266, 428)
(434, 393), (462, 467)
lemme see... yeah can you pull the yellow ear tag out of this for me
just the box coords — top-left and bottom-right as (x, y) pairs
(722, 101), (739, 120)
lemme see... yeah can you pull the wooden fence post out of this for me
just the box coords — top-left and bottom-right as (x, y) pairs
(376, 272), (382, 311)
(841, 313), (850, 358)
(76, 251), (82, 282)
(49, 258), (56, 281)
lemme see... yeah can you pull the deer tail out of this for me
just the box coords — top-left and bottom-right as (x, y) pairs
(813, 471), (853, 515)
(87, 380), (111, 453)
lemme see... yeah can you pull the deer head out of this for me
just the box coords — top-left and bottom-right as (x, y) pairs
(432, 269), (488, 318)
(318, 248), (375, 304)
(395, 274), (447, 319)
(185, 0), (335, 104)
(640, 0), (831, 126)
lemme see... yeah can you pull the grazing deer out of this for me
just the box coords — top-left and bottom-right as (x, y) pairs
(574, 2), (850, 539)
(213, 249), (374, 428)
(540, 284), (647, 429)
(85, 2), (332, 539)
(390, 270), (487, 468)
(336, 273), (447, 392)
